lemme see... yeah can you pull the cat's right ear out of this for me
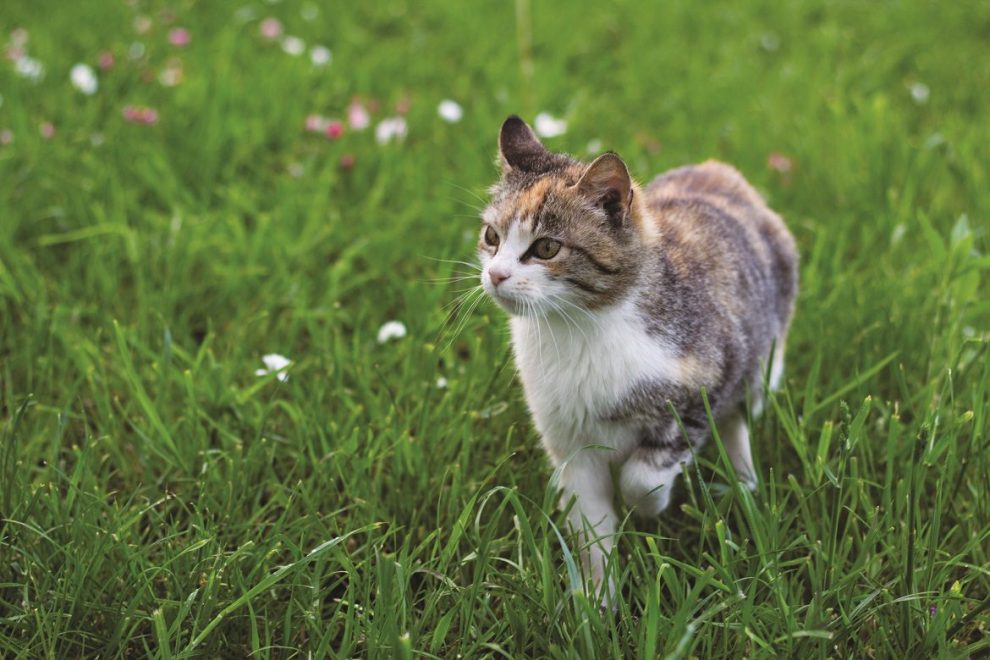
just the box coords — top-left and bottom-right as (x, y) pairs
(498, 115), (547, 173)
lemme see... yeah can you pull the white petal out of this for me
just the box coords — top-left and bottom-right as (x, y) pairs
(437, 99), (463, 123)
(255, 368), (269, 376)
(436, 377), (448, 389)
(262, 353), (291, 371)
(910, 82), (930, 105)
(534, 112), (567, 138)
(377, 320), (407, 344)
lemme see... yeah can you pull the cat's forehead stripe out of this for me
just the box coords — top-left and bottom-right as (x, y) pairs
(517, 178), (552, 228)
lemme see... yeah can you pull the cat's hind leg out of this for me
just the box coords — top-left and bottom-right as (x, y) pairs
(619, 446), (689, 518)
(718, 412), (758, 491)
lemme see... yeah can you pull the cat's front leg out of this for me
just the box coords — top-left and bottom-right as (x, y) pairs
(556, 451), (618, 603)
(619, 425), (693, 517)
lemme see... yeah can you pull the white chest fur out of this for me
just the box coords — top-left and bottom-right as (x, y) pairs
(510, 297), (696, 465)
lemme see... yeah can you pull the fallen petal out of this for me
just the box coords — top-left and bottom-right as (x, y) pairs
(534, 112), (566, 138)
(262, 353), (291, 371)
(437, 99), (463, 123)
(70, 63), (98, 95)
(377, 321), (407, 344)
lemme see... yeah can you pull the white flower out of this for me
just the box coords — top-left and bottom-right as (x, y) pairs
(534, 112), (567, 138)
(255, 353), (291, 381)
(436, 377), (448, 389)
(437, 99), (463, 123)
(375, 116), (408, 145)
(377, 321), (407, 344)
(585, 138), (602, 154)
(70, 63), (98, 95)
(128, 42), (146, 60)
(909, 82), (930, 105)
(281, 35), (305, 56)
(310, 45), (331, 66)
(14, 55), (44, 82)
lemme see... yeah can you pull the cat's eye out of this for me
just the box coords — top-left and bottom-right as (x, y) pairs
(531, 238), (561, 260)
(484, 225), (500, 247)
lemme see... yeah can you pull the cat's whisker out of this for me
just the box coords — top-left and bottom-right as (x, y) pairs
(450, 287), (488, 342)
(546, 296), (587, 346)
(441, 284), (482, 312)
(539, 301), (562, 364)
(426, 257), (483, 272)
(425, 274), (481, 285)
(553, 294), (598, 327)
(444, 180), (490, 207)
(436, 286), (485, 348)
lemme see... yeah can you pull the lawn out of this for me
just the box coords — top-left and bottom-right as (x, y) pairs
(1, 0), (989, 657)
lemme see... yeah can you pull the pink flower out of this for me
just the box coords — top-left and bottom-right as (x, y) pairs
(259, 17), (282, 40)
(98, 50), (115, 71)
(10, 28), (29, 47)
(767, 152), (793, 173)
(122, 105), (159, 125)
(168, 27), (191, 47)
(339, 153), (355, 170)
(0, 129), (13, 145)
(395, 95), (411, 114)
(304, 113), (328, 132)
(4, 46), (24, 62)
(39, 122), (55, 139)
(347, 100), (370, 131)
(325, 120), (344, 139)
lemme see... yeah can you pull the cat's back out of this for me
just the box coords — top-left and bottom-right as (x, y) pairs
(643, 160), (798, 328)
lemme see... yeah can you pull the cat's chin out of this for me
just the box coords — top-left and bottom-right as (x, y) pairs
(488, 292), (535, 317)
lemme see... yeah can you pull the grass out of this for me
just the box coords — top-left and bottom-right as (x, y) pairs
(1, 0), (989, 656)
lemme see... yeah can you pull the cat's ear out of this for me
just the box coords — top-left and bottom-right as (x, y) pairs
(576, 153), (632, 224)
(499, 115), (547, 173)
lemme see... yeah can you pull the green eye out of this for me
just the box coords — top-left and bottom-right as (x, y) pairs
(531, 238), (561, 260)
(484, 226), (499, 247)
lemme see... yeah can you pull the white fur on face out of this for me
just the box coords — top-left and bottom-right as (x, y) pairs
(479, 220), (574, 317)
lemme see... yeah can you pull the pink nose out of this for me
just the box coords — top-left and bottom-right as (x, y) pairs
(489, 267), (510, 287)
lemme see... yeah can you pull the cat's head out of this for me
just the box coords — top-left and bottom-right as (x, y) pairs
(479, 116), (646, 318)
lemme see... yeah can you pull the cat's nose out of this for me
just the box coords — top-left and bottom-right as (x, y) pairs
(489, 267), (511, 287)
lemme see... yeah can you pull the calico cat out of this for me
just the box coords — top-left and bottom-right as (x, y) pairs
(477, 116), (798, 598)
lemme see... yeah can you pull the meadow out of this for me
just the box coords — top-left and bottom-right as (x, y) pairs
(1, 0), (989, 657)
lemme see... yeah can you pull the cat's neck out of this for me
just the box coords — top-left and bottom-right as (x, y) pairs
(628, 182), (661, 247)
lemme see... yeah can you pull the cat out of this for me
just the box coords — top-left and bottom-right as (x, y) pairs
(477, 116), (798, 600)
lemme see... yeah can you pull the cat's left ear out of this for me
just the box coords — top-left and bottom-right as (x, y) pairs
(499, 115), (547, 173)
(575, 153), (633, 225)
